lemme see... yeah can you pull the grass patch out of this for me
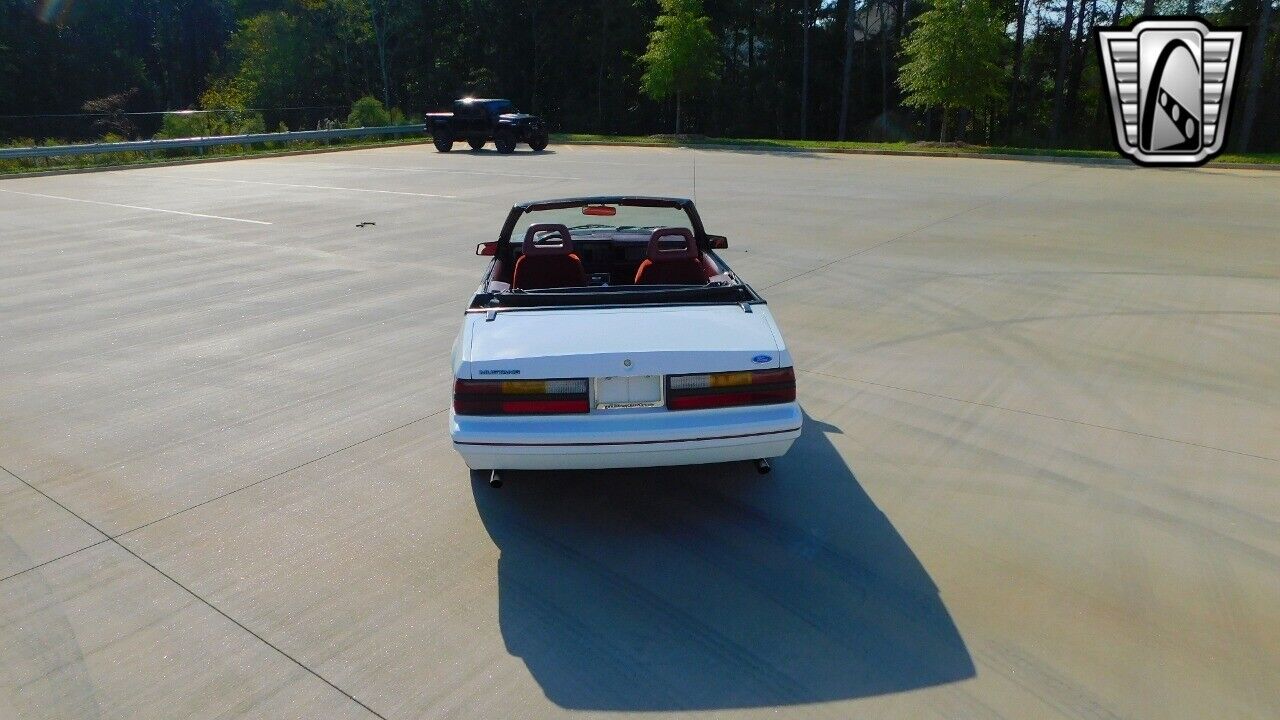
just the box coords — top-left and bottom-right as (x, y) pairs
(1213, 152), (1280, 164)
(3, 132), (1276, 175)
(0, 135), (430, 175)
(554, 134), (1280, 165)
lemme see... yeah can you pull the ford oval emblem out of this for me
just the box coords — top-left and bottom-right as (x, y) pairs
(752, 354), (772, 364)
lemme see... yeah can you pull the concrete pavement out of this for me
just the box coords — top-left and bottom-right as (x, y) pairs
(1, 144), (1277, 719)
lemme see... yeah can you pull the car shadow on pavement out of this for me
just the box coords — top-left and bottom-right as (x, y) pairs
(470, 413), (974, 711)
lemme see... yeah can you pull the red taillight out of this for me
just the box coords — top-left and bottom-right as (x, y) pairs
(454, 378), (589, 415)
(665, 367), (796, 410)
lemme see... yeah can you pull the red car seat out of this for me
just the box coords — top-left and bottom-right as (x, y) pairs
(512, 223), (587, 290)
(633, 227), (707, 285)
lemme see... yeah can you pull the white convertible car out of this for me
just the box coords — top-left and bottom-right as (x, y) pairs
(450, 196), (801, 484)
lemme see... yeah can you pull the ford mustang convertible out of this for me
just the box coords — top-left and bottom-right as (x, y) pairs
(451, 196), (801, 484)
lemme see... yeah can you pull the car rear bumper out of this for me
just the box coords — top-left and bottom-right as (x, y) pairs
(450, 402), (802, 470)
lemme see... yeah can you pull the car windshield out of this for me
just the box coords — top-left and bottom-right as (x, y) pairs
(511, 203), (694, 241)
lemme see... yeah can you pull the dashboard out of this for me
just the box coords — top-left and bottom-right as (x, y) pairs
(567, 235), (654, 285)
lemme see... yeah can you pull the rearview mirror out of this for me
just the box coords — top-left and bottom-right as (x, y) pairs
(476, 241), (498, 256)
(707, 234), (729, 249)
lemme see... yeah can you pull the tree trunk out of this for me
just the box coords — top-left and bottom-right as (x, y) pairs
(1007, 0), (1028, 141)
(1236, 0), (1273, 151)
(1097, 0), (1126, 146)
(801, 0), (811, 138)
(529, 2), (538, 113)
(747, 3), (756, 117)
(880, 0), (889, 136)
(676, 91), (682, 135)
(1187, 0), (1198, 14)
(369, 0), (392, 109)
(1142, 0), (1153, 15)
(838, 0), (857, 140)
(1063, 0), (1092, 136)
(597, 0), (607, 132)
(1050, 0), (1077, 144)
(860, 16), (869, 110)
(940, 107), (949, 142)
(773, 1), (786, 138)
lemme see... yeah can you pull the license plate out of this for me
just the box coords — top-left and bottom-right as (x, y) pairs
(594, 375), (663, 410)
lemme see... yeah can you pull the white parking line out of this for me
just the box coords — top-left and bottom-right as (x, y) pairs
(0, 188), (273, 225)
(357, 166), (578, 180)
(291, 160), (578, 181)
(188, 177), (458, 198)
(540, 158), (674, 167)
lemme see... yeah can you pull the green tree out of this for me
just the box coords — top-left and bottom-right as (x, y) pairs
(346, 94), (390, 127)
(4, 0), (1279, 151)
(154, 78), (266, 140)
(640, 0), (721, 134)
(224, 11), (310, 109)
(897, 0), (1006, 142)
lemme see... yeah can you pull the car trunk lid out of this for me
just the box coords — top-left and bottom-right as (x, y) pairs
(463, 304), (786, 380)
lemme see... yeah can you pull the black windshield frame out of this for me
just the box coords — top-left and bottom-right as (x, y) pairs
(478, 196), (756, 311)
(498, 196), (708, 248)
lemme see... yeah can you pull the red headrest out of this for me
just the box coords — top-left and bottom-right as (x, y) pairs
(522, 223), (575, 256)
(646, 227), (699, 262)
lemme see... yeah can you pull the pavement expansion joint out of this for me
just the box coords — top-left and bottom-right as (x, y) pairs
(113, 407), (449, 540)
(798, 369), (1280, 464)
(762, 166), (1079, 291)
(1, 460), (389, 718)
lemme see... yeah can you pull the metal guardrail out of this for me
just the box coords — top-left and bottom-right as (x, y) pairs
(0, 124), (427, 160)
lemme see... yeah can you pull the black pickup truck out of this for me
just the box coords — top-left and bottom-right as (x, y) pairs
(425, 98), (549, 154)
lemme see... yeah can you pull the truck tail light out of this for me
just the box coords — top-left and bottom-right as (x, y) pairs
(454, 378), (589, 415)
(666, 368), (796, 410)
